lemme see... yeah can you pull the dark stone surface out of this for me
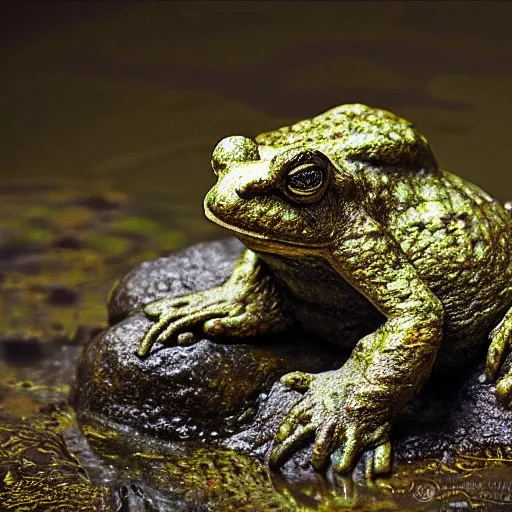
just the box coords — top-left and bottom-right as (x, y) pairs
(75, 312), (344, 441)
(75, 237), (512, 476)
(238, 359), (512, 474)
(108, 238), (246, 324)
(393, 357), (512, 460)
(76, 238), (345, 442)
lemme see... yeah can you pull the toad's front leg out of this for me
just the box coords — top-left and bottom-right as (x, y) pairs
(270, 213), (444, 476)
(138, 250), (292, 357)
(269, 364), (394, 476)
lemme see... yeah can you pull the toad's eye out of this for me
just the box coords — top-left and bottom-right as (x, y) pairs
(286, 164), (325, 196)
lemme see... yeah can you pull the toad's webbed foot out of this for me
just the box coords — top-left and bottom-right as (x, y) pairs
(269, 369), (392, 478)
(137, 250), (291, 357)
(486, 306), (512, 407)
(139, 292), (234, 356)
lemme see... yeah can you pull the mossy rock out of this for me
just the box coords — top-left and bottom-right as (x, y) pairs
(75, 239), (345, 440)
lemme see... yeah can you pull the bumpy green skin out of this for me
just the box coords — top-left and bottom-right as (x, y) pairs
(139, 104), (512, 477)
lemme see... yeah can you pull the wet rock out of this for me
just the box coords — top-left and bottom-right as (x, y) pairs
(75, 238), (512, 479)
(230, 358), (512, 478)
(107, 238), (246, 324)
(393, 359), (512, 460)
(75, 311), (344, 441)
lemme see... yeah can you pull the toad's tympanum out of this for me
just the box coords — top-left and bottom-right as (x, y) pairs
(136, 104), (512, 477)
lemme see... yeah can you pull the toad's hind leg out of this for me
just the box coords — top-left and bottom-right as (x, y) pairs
(486, 307), (512, 407)
(485, 201), (512, 405)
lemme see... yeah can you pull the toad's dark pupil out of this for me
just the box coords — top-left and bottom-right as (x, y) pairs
(289, 166), (323, 191)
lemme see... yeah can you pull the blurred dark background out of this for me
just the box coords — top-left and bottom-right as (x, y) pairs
(2, 1), (512, 211)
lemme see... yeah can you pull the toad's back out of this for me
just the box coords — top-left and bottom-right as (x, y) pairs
(384, 169), (512, 362)
(257, 168), (512, 369)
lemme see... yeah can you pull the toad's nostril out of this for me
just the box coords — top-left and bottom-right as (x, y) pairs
(236, 184), (257, 200)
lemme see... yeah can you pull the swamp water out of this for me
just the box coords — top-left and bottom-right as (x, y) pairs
(1, 183), (512, 511)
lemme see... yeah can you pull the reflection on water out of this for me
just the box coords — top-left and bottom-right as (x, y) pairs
(2, 2), (512, 510)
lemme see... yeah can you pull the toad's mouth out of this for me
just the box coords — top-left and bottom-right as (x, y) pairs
(204, 205), (327, 254)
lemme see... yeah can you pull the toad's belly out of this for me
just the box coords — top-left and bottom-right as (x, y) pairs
(255, 243), (512, 369)
(255, 251), (385, 348)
